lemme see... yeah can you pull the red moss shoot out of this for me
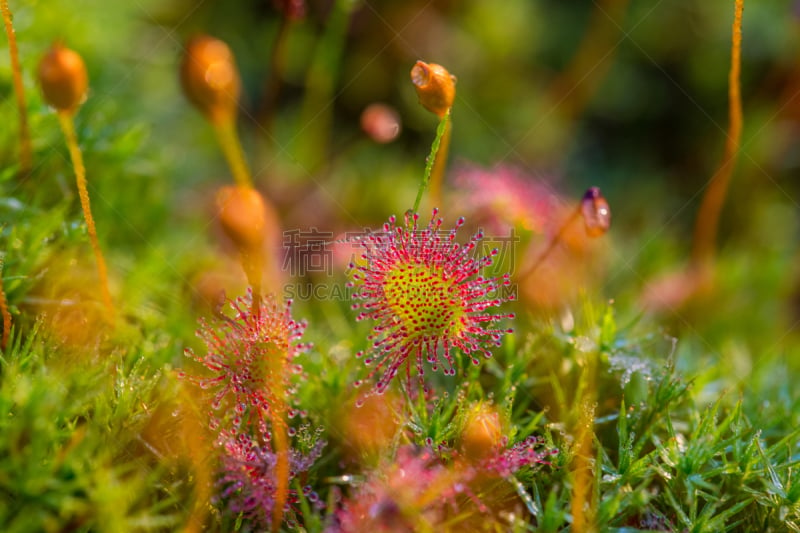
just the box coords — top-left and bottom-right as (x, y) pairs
(347, 210), (515, 399)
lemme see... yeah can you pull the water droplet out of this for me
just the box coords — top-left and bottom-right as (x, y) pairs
(581, 187), (611, 237)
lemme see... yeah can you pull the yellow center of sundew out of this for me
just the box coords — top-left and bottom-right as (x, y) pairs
(382, 264), (466, 341)
(249, 338), (288, 386)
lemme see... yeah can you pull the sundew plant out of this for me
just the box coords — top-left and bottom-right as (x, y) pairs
(2, 0), (800, 532)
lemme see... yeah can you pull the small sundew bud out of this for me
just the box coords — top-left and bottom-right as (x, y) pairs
(410, 60), (456, 118)
(216, 185), (267, 250)
(460, 404), (504, 462)
(37, 44), (88, 114)
(581, 186), (611, 237)
(180, 35), (241, 123)
(360, 103), (402, 143)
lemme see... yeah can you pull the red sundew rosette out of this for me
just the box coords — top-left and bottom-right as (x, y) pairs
(347, 210), (515, 401)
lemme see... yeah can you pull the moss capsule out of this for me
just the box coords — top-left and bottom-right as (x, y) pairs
(37, 44), (88, 114)
(410, 60), (456, 118)
(181, 35), (241, 123)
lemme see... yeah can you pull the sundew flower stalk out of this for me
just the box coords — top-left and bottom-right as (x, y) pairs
(348, 210), (514, 398)
(182, 291), (310, 530)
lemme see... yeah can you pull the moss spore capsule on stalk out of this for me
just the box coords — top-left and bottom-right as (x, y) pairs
(181, 35), (253, 188)
(410, 60), (456, 118)
(181, 35), (241, 124)
(37, 43), (88, 114)
(216, 185), (268, 251)
(216, 185), (270, 320)
(38, 44), (114, 320)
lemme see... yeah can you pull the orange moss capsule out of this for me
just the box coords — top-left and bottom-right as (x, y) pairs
(216, 185), (268, 251)
(37, 44), (88, 114)
(460, 404), (504, 462)
(180, 35), (241, 123)
(410, 60), (456, 118)
(581, 186), (611, 237)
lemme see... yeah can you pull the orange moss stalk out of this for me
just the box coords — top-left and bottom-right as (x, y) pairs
(181, 35), (253, 188)
(0, 256), (10, 351)
(38, 44), (114, 319)
(411, 61), (456, 211)
(548, 0), (630, 122)
(429, 118), (451, 208)
(1, 0), (31, 175)
(570, 399), (596, 533)
(266, 356), (290, 533)
(691, 0), (744, 270)
(569, 314), (600, 533)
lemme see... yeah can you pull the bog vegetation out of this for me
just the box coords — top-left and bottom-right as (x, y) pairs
(1, 1), (799, 532)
